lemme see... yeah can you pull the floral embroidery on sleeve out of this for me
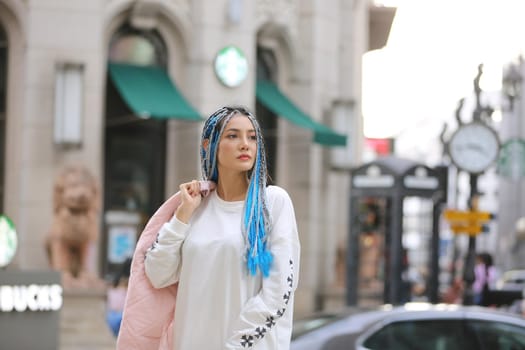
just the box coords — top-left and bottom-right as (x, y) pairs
(144, 232), (161, 260)
(238, 259), (295, 348)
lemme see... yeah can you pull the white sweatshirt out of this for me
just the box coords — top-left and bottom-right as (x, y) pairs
(145, 185), (300, 350)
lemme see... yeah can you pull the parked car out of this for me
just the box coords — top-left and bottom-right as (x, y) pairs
(496, 269), (525, 292)
(292, 307), (370, 341)
(291, 302), (525, 350)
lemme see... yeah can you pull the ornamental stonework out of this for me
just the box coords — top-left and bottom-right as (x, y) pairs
(125, 0), (192, 17)
(256, 0), (298, 38)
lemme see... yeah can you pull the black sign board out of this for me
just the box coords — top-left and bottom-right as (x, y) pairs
(0, 270), (61, 350)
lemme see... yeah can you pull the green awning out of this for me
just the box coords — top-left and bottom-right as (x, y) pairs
(108, 63), (202, 121)
(256, 80), (347, 147)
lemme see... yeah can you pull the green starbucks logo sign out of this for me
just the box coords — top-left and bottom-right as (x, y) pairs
(0, 215), (17, 268)
(214, 46), (248, 88)
(498, 138), (525, 180)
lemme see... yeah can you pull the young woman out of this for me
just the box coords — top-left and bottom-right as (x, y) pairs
(143, 106), (300, 349)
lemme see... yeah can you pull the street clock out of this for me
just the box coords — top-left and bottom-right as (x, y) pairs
(448, 122), (500, 174)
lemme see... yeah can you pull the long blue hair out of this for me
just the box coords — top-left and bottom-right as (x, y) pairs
(200, 106), (273, 277)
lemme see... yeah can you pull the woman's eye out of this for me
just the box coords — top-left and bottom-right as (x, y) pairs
(250, 135), (257, 141)
(227, 134), (237, 139)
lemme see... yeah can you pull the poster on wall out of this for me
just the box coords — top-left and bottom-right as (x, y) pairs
(108, 225), (137, 264)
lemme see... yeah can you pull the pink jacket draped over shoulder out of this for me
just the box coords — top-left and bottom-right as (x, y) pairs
(117, 181), (215, 350)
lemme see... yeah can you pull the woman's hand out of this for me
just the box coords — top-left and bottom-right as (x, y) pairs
(175, 180), (203, 223)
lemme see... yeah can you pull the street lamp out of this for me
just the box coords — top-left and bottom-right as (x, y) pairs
(502, 59), (522, 112)
(500, 59), (525, 180)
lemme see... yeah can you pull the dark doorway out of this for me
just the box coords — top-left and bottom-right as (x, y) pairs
(256, 47), (278, 183)
(0, 25), (7, 213)
(104, 78), (166, 216)
(103, 26), (168, 278)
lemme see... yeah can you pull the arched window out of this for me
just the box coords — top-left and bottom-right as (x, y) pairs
(256, 47), (278, 183)
(108, 25), (167, 67)
(0, 25), (7, 213)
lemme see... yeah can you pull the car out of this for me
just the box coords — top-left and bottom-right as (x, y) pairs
(291, 302), (525, 350)
(291, 307), (371, 341)
(496, 269), (525, 292)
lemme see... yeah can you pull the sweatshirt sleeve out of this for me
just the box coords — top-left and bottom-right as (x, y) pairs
(144, 215), (190, 288)
(225, 186), (300, 349)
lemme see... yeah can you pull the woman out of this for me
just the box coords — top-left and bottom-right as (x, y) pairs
(140, 106), (300, 349)
(473, 252), (498, 306)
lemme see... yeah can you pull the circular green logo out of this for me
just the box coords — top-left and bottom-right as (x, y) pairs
(498, 138), (525, 179)
(0, 215), (17, 268)
(214, 46), (248, 88)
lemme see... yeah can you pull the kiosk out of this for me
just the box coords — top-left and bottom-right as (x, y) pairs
(347, 156), (448, 305)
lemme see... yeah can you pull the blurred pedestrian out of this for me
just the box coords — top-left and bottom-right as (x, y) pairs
(118, 106), (300, 350)
(442, 276), (464, 304)
(105, 257), (131, 337)
(473, 252), (498, 306)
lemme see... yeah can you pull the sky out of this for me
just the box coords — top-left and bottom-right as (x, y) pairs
(363, 0), (525, 162)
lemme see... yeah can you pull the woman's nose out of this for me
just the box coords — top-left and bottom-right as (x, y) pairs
(240, 135), (249, 148)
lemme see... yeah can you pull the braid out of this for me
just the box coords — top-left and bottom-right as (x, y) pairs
(201, 107), (234, 182)
(200, 106), (273, 277)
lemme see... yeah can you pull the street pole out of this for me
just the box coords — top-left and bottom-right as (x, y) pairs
(462, 64), (484, 305)
(462, 174), (479, 305)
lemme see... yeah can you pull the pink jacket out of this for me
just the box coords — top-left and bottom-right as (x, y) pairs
(117, 181), (215, 350)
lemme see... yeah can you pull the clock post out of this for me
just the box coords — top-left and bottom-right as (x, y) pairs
(446, 64), (500, 305)
(463, 177), (479, 306)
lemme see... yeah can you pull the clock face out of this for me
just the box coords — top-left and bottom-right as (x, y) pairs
(448, 122), (500, 173)
(214, 46), (248, 88)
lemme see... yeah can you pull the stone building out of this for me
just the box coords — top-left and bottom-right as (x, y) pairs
(497, 59), (525, 270)
(0, 0), (395, 344)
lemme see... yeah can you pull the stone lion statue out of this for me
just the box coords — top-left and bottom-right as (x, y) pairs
(46, 165), (101, 288)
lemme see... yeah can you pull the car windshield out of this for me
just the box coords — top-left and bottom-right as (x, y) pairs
(292, 307), (376, 340)
(291, 313), (344, 340)
(361, 319), (525, 350)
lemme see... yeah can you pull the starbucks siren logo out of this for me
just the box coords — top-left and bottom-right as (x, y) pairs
(498, 138), (525, 180)
(0, 215), (17, 268)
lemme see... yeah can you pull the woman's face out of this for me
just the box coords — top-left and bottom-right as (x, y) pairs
(217, 114), (257, 176)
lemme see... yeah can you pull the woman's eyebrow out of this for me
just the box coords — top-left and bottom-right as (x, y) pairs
(225, 128), (256, 132)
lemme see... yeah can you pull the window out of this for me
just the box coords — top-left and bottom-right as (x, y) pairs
(362, 319), (478, 350)
(108, 25), (167, 67)
(362, 319), (525, 350)
(466, 319), (525, 350)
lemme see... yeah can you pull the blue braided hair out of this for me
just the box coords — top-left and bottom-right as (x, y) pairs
(200, 106), (273, 277)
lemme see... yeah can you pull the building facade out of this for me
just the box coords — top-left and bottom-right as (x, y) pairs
(497, 59), (525, 271)
(0, 0), (394, 320)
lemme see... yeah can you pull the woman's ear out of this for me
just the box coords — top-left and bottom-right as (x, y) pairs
(202, 138), (209, 151)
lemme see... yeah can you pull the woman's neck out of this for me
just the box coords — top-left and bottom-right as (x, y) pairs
(217, 173), (249, 201)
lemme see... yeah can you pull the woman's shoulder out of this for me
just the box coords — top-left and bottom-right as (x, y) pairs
(266, 185), (291, 199)
(266, 185), (294, 208)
